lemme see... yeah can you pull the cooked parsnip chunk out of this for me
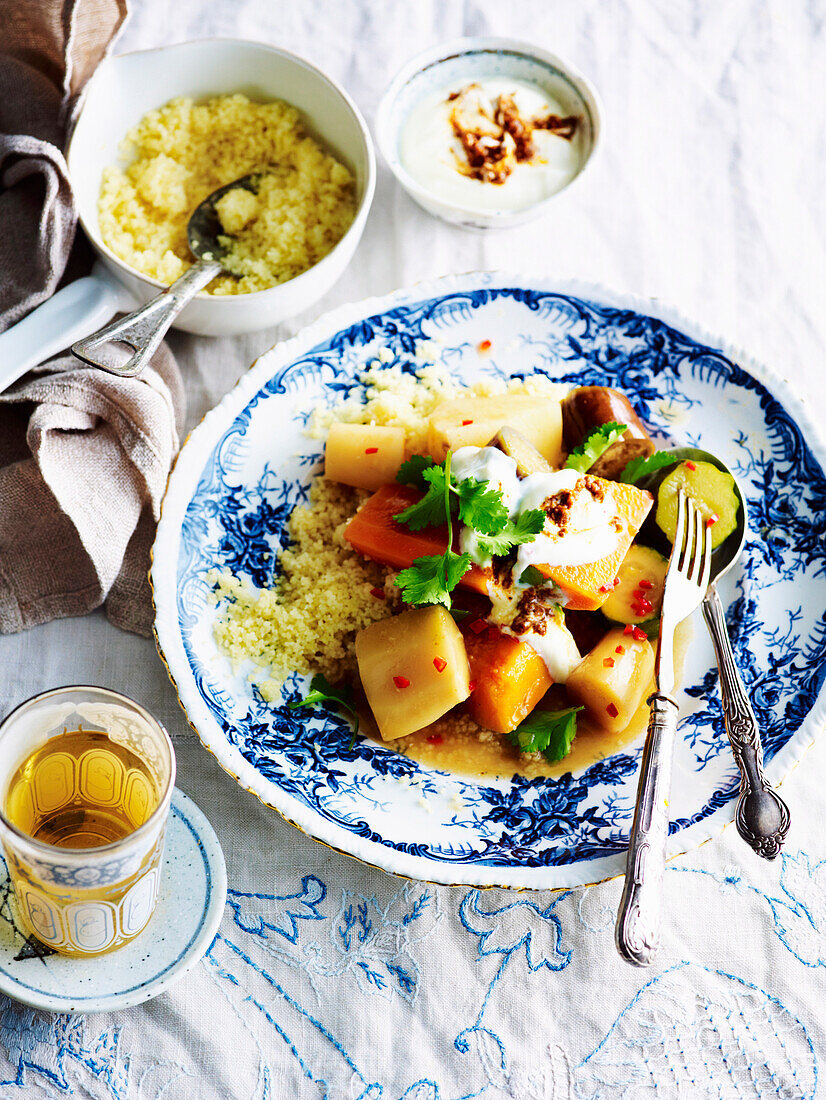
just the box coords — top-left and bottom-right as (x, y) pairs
(565, 628), (654, 733)
(355, 607), (471, 741)
(325, 423), (406, 490)
(427, 396), (563, 465)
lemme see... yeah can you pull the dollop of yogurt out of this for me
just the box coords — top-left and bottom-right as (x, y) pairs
(451, 445), (621, 572)
(399, 77), (585, 214)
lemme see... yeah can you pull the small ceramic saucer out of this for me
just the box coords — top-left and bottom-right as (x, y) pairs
(0, 788), (226, 1013)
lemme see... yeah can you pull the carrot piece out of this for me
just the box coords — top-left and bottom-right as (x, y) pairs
(462, 625), (552, 734)
(343, 483), (489, 594)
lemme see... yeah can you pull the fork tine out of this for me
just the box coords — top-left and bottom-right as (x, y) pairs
(688, 501), (705, 585)
(699, 519), (713, 590)
(667, 489), (688, 580)
(678, 493), (695, 574)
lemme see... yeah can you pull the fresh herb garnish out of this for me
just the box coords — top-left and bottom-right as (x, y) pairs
(565, 422), (627, 474)
(620, 450), (679, 485)
(475, 509), (546, 557)
(395, 452), (472, 609)
(396, 454), (434, 490)
(288, 673), (360, 747)
(518, 565), (547, 587)
(394, 464), (452, 530)
(508, 706), (583, 763)
(393, 452), (545, 609)
(454, 478), (511, 534)
(396, 550), (471, 609)
(394, 462), (512, 535)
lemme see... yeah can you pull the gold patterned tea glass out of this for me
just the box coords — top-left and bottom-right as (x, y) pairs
(0, 686), (175, 957)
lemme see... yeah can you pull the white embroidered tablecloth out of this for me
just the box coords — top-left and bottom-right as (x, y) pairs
(1, 1), (825, 1097)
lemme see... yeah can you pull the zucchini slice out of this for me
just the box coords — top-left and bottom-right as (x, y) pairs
(602, 545), (668, 625)
(655, 460), (740, 549)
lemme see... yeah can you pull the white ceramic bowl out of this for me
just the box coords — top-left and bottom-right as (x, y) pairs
(68, 38), (375, 336)
(375, 37), (602, 231)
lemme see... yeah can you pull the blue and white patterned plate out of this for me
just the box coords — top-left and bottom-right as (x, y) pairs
(152, 274), (826, 890)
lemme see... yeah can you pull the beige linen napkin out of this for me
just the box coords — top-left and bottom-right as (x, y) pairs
(0, 0), (186, 637)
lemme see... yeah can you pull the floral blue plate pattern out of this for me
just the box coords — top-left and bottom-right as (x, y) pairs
(152, 274), (826, 890)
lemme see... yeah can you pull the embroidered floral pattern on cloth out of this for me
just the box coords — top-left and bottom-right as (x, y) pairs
(0, 0), (824, 1097)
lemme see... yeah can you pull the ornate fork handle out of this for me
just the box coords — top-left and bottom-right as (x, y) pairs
(615, 693), (678, 967)
(702, 582), (790, 859)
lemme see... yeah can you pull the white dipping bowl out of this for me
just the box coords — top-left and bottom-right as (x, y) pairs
(376, 37), (601, 231)
(67, 38), (375, 336)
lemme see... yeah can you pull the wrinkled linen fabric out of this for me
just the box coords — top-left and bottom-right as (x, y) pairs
(0, 1), (823, 1099)
(0, 0), (185, 636)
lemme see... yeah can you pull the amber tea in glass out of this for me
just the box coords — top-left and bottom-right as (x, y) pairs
(0, 687), (175, 957)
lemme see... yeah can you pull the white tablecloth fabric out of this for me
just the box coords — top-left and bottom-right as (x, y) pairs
(1, 1), (825, 1097)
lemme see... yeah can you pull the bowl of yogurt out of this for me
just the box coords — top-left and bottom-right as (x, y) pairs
(376, 38), (602, 230)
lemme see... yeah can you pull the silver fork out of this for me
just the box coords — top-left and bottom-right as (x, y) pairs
(615, 490), (712, 967)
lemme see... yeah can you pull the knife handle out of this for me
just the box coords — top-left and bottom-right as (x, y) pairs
(615, 692), (678, 967)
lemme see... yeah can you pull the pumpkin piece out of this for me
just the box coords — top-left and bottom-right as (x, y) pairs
(427, 395), (564, 466)
(355, 606), (471, 741)
(343, 483), (489, 594)
(565, 627), (654, 733)
(533, 479), (654, 611)
(325, 423), (406, 491)
(462, 625), (552, 734)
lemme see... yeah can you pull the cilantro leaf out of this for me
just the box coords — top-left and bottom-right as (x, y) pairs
(475, 508), (546, 556)
(288, 674), (360, 744)
(396, 550), (471, 608)
(620, 449), (679, 485)
(508, 706), (583, 762)
(396, 454), (435, 490)
(518, 564), (547, 587)
(565, 421), (627, 474)
(394, 464), (452, 530)
(454, 477), (510, 535)
(510, 508), (546, 542)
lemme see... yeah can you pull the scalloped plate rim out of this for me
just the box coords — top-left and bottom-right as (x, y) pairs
(152, 272), (826, 890)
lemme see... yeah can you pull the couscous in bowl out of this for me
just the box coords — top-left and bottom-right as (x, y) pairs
(66, 38), (375, 336)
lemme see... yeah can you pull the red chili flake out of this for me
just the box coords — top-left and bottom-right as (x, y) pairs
(623, 624), (635, 636)
(468, 680), (477, 692)
(633, 596), (653, 614)
(469, 618), (488, 634)
(706, 513), (719, 528)
(426, 732), (443, 744)
(685, 460), (697, 471)
(613, 577), (621, 587)
(486, 626), (500, 642)
(364, 447), (379, 454)
(369, 586), (385, 600)
(615, 644), (625, 655)
(606, 703), (619, 718)
(433, 656), (447, 673)
(462, 419), (474, 426)
(603, 657), (615, 668)
(393, 675), (410, 689)
(633, 589), (645, 600)
(632, 626), (647, 641)
(638, 579), (653, 590)
(478, 339), (492, 352)
(598, 584), (611, 593)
